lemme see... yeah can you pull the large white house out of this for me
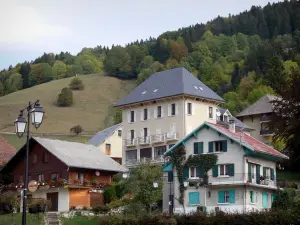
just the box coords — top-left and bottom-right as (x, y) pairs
(162, 120), (288, 213)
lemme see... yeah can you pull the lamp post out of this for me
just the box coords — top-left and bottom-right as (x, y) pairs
(14, 100), (45, 225)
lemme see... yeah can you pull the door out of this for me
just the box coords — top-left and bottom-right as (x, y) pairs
(262, 192), (268, 209)
(47, 192), (58, 211)
(251, 165), (256, 183)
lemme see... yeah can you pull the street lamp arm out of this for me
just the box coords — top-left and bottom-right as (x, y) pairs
(19, 100), (40, 112)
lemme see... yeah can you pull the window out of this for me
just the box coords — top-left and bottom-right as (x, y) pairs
(209, 141), (227, 153)
(43, 152), (49, 163)
(130, 130), (134, 139)
(190, 167), (199, 178)
(220, 164), (229, 176)
(51, 173), (58, 181)
(19, 175), (23, 183)
(171, 103), (176, 116)
(218, 190), (235, 203)
(250, 191), (255, 203)
(38, 174), (44, 181)
(193, 142), (203, 154)
(118, 130), (122, 137)
(188, 192), (200, 205)
(126, 150), (137, 161)
(105, 144), (111, 155)
(209, 107), (213, 119)
(187, 103), (192, 115)
(224, 115), (228, 122)
(143, 128), (148, 137)
(143, 108), (148, 120)
(157, 106), (162, 118)
(130, 111), (135, 123)
(77, 172), (84, 182)
(32, 154), (37, 164)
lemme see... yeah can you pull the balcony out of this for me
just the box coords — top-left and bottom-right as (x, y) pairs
(165, 132), (178, 141)
(260, 114), (272, 122)
(260, 129), (274, 136)
(124, 138), (138, 147)
(125, 155), (167, 167)
(152, 134), (165, 143)
(138, 136), (151, 145)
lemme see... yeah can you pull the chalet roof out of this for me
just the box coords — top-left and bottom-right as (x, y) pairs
(165, 122), (288, 160)
(0, 136), (16, 166)
(87, 123), (121, 147)
(217, 107), (253, 130)
(32, 137), (127, 172)
(115, 67), (224, 107)
(236, 94), (278, 117)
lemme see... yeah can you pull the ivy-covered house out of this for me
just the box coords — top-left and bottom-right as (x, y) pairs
(162, 120), (288, 214)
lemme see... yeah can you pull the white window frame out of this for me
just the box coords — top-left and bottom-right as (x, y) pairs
(169, 103), (176, 116)
(219, 164), (229, 176)
(190, 167), (199, 179)
(129, 110), (135, 123)
(224, 191), (230, 203)
(156, 105), (162, 118)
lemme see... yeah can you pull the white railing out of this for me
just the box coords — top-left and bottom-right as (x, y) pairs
(138, 136), (151, 145)
(166, 132), (177, 141)
(124, 138), (138, 146)
(124, 132), (178, 146)
(152, 134), (165, 143)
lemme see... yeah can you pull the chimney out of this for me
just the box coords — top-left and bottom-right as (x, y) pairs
(229, 119), (235, 133)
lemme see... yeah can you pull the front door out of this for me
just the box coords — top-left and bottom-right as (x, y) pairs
(262, 192), (268, 209)
(47, 192), (58, 211)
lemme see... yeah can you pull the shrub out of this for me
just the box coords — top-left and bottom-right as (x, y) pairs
(92, 204), (110, 215)
(69, 77), (84, 90)
(104, 185), (117, 204)
(107, 198), (131, 209)
(57, 87), (73, 107)
(70, 125), (84, 135)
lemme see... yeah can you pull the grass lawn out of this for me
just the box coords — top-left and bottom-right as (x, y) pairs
(61, 216), (99, 225)
(0, 74), (135, 134)
(277, 170), (300, 181)
(0, 213), (44, 225)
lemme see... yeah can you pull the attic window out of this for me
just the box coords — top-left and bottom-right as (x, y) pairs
(153, 89), (158, 93)
(194, 86), (198, 90)
(199, 87), (203, 91)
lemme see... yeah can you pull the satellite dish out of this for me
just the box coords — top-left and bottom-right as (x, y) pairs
(95, 171), (100, 176)
(216, 112), (221, 117)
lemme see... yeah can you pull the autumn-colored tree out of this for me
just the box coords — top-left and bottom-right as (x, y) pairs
(170, 40), (188, 61)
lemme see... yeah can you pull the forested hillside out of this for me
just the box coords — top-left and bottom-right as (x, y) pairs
(1, 0), (300, 115)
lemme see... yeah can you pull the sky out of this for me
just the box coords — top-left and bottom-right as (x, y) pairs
(0, 0), (281, 69)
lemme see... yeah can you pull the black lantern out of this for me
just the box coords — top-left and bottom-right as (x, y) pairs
(31, 101), (45, 129)
(14, 112), (27, 138)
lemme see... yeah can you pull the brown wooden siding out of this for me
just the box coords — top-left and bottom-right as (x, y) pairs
(69, 189), (90, 208)
(90, 192), (104, 208)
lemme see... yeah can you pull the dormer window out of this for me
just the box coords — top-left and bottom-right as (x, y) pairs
(153, 89), (158, 93)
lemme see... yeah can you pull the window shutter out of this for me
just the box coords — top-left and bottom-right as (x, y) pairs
(154, 107), (157, 119)
(168, 104), (171, 116)
(271, 194), (275, 203)
(127, 111), (130, 123)
(199, 168), (204, 178)
(193, 142), (198, 154)
(212, 165), (218, 177)
(148, 108), (151, 119)
(184, 167), (189, 179)
(188, 192), (200, 205)
(185, 102), (188, 115)
(248, 163), (251, 181)
(134, 111), (136, 122)
(168, 171), (173, 182)
(263, 167), (267, 177)
(140, 109), (143, 121)
(175, 103), (178, 115)
(270, 168), (274, 180)
(229, 164), (234, 177)
(256, 165), (261, 184)
(198, 142), (203, 154)
(209, 142), (214, 152)
(229, 190), (236, 203)
(161, 106), (164, 117)
(222, 140), (227, 152)
(218, 191), (224, 203)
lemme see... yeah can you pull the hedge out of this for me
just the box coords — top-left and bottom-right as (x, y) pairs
(97, 210), (300, 225)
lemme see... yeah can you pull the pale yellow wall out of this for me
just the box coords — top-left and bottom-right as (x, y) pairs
(98, 127), (122, 158)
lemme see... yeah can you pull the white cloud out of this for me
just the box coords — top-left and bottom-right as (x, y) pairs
(0, 2), (71, 46)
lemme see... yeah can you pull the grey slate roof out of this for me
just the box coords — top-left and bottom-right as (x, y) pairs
(236, 94), (278, 117)
(33, 137), (127, 172)
(115, 67), (224, 107)
(217, 107), (227, 116)
(87, 123), (121, 147)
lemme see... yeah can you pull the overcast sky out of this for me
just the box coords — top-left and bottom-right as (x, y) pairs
(0, 0), (281, 69)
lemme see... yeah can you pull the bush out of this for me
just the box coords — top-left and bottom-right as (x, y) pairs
(104, 185), (117, 204)
(57, 87), (73, 107)
(107, 198), (131, 209)
(272, 188), (296, 210)
(92, 204), (110, 215)
(70, 125), (84, 135)
(69, 77), (84, 90)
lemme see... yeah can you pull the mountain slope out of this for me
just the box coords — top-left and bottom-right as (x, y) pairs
(0, 74), (135, 134)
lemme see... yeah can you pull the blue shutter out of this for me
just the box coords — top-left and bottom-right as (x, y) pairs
(184, 167), (189, 179)
(263, 167), (267, 177)
(212, 165), (218, 177)
(218, 191), (224, 203)
(198, 142), (203, 154)
(188, 192), (200, 205)
(248, 163), (251, 182)
(229, 164), (234, 176)
(256, 165), (261, 184)
(193, 142), (198, 154)
(262, 192), (268, 208)
(271, 194), (275, 203)
(209, 142), (214, 152)
(222, 140), (227, 152)
(199, 168), (204, 178)
(229, 190), (236, 203)
(270, 168), (275, 180)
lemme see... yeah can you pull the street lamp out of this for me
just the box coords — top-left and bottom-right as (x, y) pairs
(14, 100), (45, 225)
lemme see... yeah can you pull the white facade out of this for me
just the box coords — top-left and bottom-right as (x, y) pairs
(165, 126), (278, 214)
(32, 188), (69, 212)
(120, 96), (219, 167)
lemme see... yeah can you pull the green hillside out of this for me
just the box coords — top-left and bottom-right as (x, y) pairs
(0, 74), (135, 139)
